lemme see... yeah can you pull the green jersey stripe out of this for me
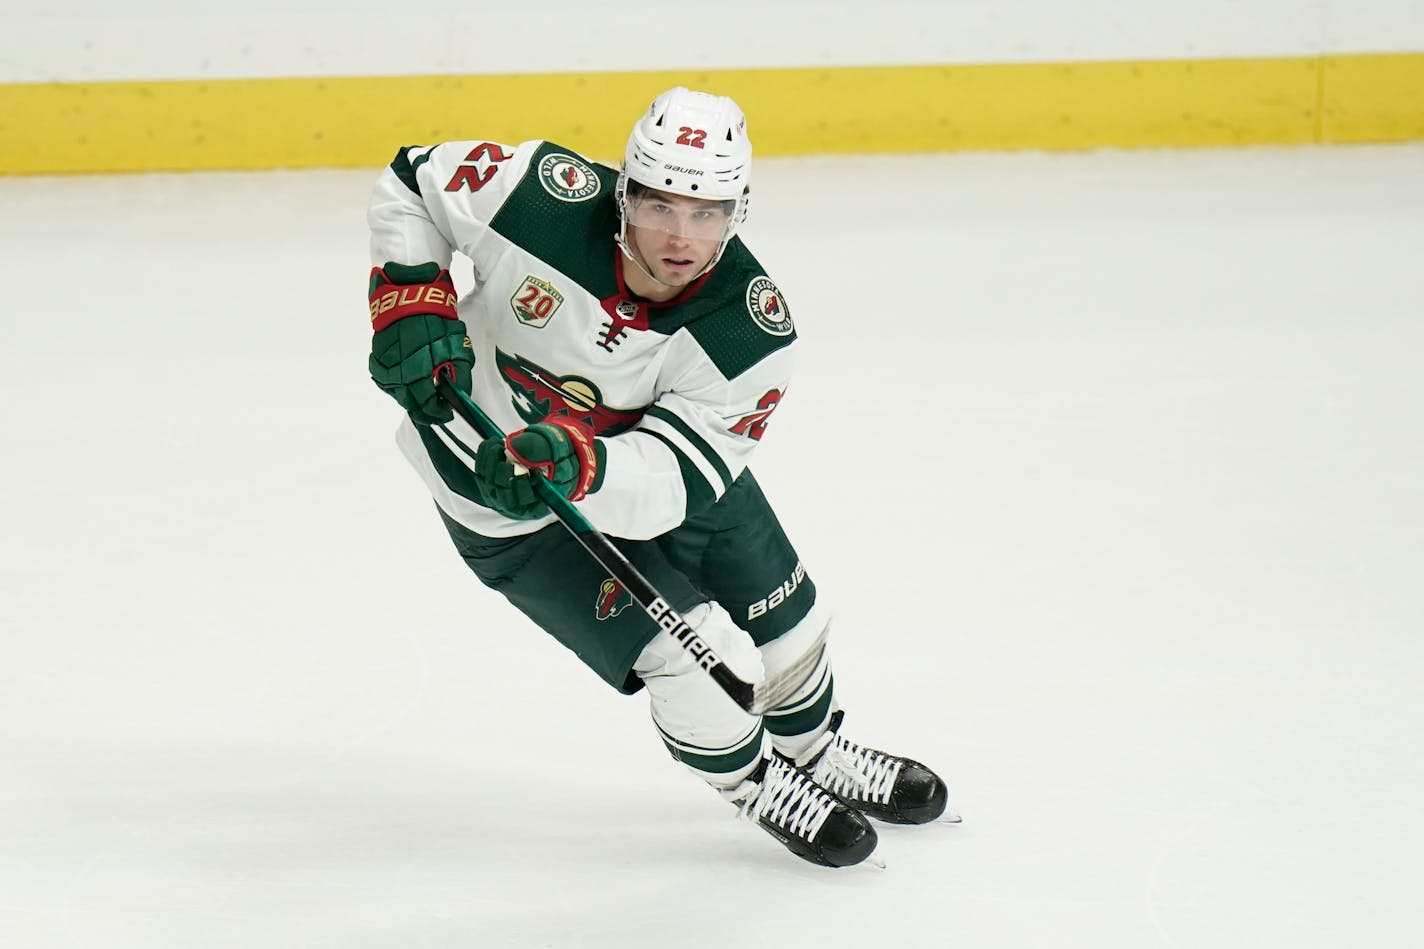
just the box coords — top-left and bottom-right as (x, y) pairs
(644, 405), (733, 492)
(417, 426), (492, 509)
(641, 430), (717, 518)
(390, 147), (420, 196)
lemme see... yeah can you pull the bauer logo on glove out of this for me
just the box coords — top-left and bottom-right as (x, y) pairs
(366, 260), (474, 426)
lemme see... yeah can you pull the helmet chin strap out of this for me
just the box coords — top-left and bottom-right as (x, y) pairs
(615, 225), (728, 291)
(615, 234), (683, 289)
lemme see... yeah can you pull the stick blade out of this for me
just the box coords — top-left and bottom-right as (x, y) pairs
(745, 624), (829, 715)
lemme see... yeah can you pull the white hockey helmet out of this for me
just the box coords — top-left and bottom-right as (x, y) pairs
(623, 86), (751, 203)
(615, 87), (752, 275)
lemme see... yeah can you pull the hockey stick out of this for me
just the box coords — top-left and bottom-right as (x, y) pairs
(435, 374), (825, 715)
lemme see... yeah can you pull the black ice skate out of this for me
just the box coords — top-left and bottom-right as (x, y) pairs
(795, 711), (956, 825)
(723, 754), (877, 868)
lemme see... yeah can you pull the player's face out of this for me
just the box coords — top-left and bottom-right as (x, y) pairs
(625, 189), (729, 292)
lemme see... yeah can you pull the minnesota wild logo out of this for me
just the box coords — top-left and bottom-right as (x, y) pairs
(595, 578), (632, 620)
(538, 153), (601, 202)
(746, 275), (793, 337)
(495, 348), (645, 434)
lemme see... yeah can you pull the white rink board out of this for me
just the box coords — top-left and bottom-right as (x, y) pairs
(4, 0), (1424, 82)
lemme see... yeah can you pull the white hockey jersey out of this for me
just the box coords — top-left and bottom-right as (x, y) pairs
(368, 138), (797, 541)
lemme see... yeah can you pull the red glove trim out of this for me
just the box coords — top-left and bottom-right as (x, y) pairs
(543, 416), (598, 502)
(368, 267), (459, 331)
(506, 415), (599, 503)
(432, 361), (460, 385)
(504, 441), (553, 483)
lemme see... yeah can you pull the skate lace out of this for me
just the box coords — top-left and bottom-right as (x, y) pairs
(735, 758), (838, 842)
(810, 734), (902, 806)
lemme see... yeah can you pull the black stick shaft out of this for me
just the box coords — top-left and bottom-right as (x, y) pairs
(435, 378), (756, 712)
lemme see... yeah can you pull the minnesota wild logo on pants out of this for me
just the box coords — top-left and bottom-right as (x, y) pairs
(434, 470), (816, 694)
(596, 578), (633, 620)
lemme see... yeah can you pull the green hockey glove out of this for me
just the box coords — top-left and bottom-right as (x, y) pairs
(473, 416), (602, 519)
(368, 262), (472, 425)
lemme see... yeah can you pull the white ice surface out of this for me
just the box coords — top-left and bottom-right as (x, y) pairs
(1, 145), (1421, 948)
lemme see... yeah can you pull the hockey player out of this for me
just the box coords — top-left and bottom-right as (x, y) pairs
(366, 87), (955, 867)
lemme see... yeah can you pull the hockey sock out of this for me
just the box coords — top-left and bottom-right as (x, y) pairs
(633, 601), (770, 789)
(758, 603), (837, 761)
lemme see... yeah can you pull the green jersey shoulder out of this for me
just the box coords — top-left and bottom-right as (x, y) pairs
(672, 238), (797, 382)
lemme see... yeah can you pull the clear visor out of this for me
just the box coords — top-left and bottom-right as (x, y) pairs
(625, 191), (734, 241)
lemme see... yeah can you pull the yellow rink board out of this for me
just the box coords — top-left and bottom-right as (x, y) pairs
(1, 53), (1421, 175)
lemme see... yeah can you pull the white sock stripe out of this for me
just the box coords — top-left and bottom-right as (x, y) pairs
(653, 718), (762, 758)
(765, 659), (831, 718)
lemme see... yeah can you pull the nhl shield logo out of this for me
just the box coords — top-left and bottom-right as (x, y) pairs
(746, 276), (793, 337)
(595, 578), (633, 620)
(538, 153), (602, 202)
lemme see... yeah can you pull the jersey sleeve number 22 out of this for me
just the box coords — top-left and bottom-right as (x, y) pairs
(445, 142), (514, 192)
